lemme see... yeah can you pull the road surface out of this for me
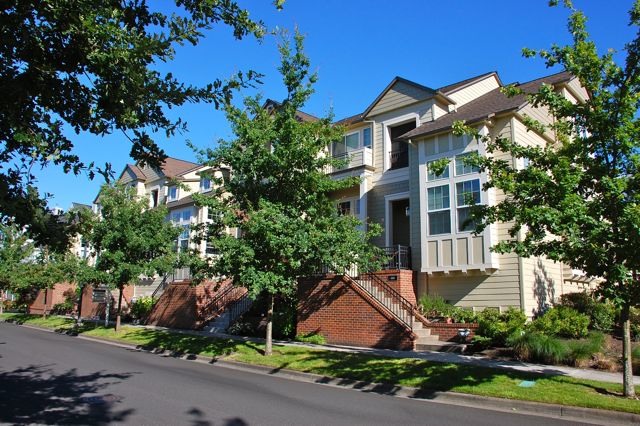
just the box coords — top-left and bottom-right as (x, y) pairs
(0, 322), (584, 425)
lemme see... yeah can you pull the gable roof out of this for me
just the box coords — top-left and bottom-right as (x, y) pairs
(400, 71), (573, 140)
(160, 157), (200, 178)
(362, 76), (438, 118)
(438, 71), (501, 95)
(262, 99), (320, 122)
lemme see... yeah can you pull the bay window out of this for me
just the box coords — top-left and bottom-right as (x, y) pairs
(331, 126), (372, 157)
(456, 179), (481, 232)
(427, 184), (451, 235)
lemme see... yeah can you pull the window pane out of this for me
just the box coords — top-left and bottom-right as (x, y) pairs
(456, 179), (481, 206)
(427, 185), (450, 211)
(172, 213), (180, 223)
(332, 140), (346, 156)
(457, 207), (477, 232)
(182, 210), (191, 221)
(427, 160), (450, 181)
(337, 201), (351, 216)
(362, 128), (371, 148)
(344, 133), (360, 151)
(429, 211), (451, 235)
(201, 178), (211, 190)
(455, 153), (480, 175)
(180, 225), (189, 239)
(169, 187), (177, 199)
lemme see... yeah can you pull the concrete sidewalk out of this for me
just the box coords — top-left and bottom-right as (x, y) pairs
(134, 322), (640, 385)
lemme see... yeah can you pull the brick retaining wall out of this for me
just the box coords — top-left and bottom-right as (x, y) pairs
(297, 275), (415, 350)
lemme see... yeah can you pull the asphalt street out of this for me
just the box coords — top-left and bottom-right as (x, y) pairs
(0, 322), (586, 425)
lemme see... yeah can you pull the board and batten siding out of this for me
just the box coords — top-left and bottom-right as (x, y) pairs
(367, 180), (410, 248)
(446, 75), (501, 108)
(409, 140), (422, 270)
(367, 81), (433, 117)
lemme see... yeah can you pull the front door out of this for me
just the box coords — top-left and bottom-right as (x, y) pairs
(391, 199), (410, 246)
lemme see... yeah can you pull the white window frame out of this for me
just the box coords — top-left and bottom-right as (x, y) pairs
(167, 186), (178, 202)
(336, 197), (360, 217)
(426, 184), (451, 236)
(455, 178), (482, 233)
(332, 126), (373, 157)
(200, 177), (212, 192)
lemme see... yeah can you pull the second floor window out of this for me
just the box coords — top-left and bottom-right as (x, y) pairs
(331, 127), (372, 157)
(427, 184), (451, 235)
(200, 177), (211, 192)
(168, 186), (178, 201)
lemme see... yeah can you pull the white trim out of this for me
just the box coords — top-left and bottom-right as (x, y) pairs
(382, 112), (420, 172)
(384, 191), (410, 247)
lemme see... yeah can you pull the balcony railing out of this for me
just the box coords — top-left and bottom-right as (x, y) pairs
(389, 148), (408, 170)
(171, 267), (191, 281)
(327, 147), (373, 173)
(381, 245), (411, 270)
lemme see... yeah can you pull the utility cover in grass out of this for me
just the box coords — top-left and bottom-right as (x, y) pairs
(518, 380), (536, 388)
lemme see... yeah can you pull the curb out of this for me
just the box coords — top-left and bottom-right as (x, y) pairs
(3, 320), (639, 425)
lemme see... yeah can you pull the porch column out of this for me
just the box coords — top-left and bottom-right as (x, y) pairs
(359, 174), (369, 231)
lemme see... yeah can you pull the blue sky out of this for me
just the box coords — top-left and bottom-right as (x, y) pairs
(37, 0), (636, 209)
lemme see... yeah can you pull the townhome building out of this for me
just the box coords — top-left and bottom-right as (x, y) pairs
(298, 70), (596, 350)
(78, 70), (595, 349)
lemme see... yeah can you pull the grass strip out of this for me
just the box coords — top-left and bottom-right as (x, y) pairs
(2, 313), (639, 414)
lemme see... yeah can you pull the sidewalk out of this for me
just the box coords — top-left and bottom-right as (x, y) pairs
(135, 322), (640, 385)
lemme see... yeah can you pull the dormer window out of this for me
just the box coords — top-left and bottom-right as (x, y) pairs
(168, 186), (178, 202)
(200, 177), (211, 192)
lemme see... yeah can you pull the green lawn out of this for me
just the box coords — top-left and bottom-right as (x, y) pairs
(2, 313), (639, 414)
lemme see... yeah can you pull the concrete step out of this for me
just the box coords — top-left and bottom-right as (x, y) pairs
(413, 328), (432, 338)
(415, 342), (468, 353)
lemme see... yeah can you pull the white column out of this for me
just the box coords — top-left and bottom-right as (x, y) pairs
(359, 174), (369, 231)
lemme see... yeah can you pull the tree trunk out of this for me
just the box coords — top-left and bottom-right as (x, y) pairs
(115, 286), (123, 333)
(621, 303), (636, 397)
(76, 285), (84, 325)
(265, 294), (274, 356)
(0, 290), (4, 315)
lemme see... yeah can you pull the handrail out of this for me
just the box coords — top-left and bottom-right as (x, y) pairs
(199, 283), (247, 325)
(226, 293), (253, 326)
(151, 274), (169, 299)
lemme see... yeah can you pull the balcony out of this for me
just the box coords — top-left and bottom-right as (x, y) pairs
(327, 147), (373, 174)
(389, 148), (408, 170)
(381, 245), (412, 270)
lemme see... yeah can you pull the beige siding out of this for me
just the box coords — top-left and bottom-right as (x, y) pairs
(367, 81), (432, 117)
(521, 256), (564, 317)
(424, 268), (521, 310)
(447, 75), (501, 107)
(118, 169), (137, 185)
(566, 78), (589, 102)
(518, 103), (555, 141)
(367, 181), (410, 247)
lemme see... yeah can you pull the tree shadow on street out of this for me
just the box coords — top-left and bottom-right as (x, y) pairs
(0, 364), (135, 425)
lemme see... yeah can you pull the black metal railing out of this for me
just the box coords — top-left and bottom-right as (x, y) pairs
(389, 149), (408, 169)
(199, 283), (247, 326)
(226, 293), (253, 327)
(342, 265), (416, 330)
(381, 245), (411, 270)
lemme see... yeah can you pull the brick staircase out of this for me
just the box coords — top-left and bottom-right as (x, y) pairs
(349, 273), (465, 352)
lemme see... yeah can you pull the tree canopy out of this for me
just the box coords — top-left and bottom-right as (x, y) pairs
(89, 184), (182, 330)
(0, 0), (277, 249)
(193, 32), (381, 354)
(455, 0), (640, 397)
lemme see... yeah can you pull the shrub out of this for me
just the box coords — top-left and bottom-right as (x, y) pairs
(559, 292), (616, 332)
(565, 332), (605, 366)
(295, 332), (327, 345)
(130, 296), (157, 322)
(470, 335), (493, 351)
(449, 307), (477, 324)
(51, 300), (74, 315)
(509, 331), (567, 364)
(227, 320), (256, 336)
(476, 307), (526, 347)
(273, 303), (296, 339)
(418, 294), (452, 318)
(528, 306), (589, 338)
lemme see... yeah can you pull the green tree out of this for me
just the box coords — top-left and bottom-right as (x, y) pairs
(0, 224), (69, 314)
(0, 0), (279, 249)
(89, 184), (182, 331)
(455, 0), (640, 397)
(193, 33), (381, 355)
